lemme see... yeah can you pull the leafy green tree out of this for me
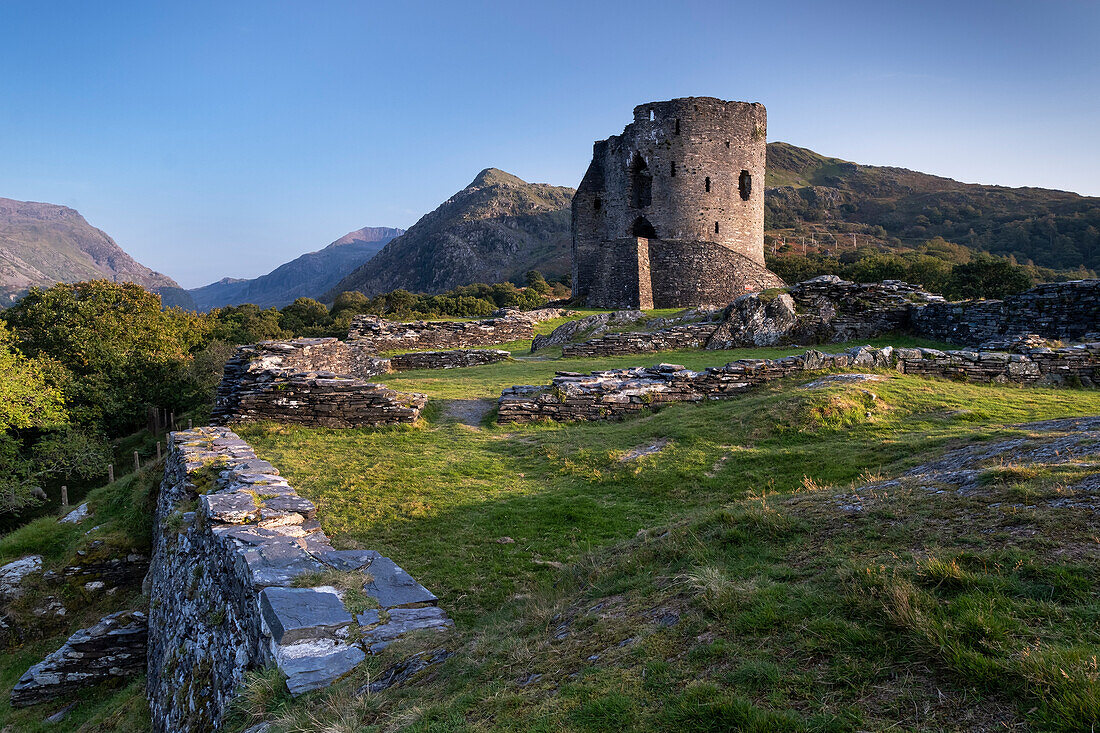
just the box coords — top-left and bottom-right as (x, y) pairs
(2, 280), (211, 433)
(524, 270), (551, 295)
(0, 321), (67, 433)
(279, 297), (332, 335)
(946, 255), (1034, 300)
(209, 303), (286, 344)
(32, 428), (110, 488)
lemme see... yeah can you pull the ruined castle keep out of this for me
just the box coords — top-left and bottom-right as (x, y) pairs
(572, 97), (784, 309)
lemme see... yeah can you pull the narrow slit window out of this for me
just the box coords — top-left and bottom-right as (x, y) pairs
(714, 221), (720, 234)
(739, 170), (752, 201)
(675, 118), (680, 135)
(704, 176), (711, 193)
(670, 161), (676, 177)
(593, 196), (602, 211)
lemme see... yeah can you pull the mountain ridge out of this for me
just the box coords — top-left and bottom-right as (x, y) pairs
(188, 226), (404, 310)
(0, 197), (194, 308)
(324, 169), (574, 299)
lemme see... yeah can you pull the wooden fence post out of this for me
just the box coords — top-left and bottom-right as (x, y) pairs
(108, 464), (114, 483)
(134, 451), (140, 472)
(61, 486), (68, 506)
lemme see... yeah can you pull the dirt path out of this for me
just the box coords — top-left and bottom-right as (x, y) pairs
(439, 399), (496, 428)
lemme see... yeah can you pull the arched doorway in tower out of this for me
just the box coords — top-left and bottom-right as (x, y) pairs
(631, 216), (657, 238)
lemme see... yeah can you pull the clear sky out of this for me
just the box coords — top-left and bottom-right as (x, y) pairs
(0, 0), (1097, 288)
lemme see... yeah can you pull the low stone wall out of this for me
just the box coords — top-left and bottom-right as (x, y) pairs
(213, 371), (426, 428)
(147, 427), (451, 732)
(497, 343), (1100, 423)
(911, 280), (1100, 345)
(548, 279), (1099, 360)
(12, 610), (146, 707)
(347, 309), (569, 351)
(390, 349), (510, 371)
(560, 325), (714, 358)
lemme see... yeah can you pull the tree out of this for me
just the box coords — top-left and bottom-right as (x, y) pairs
(946, 255), (1034, 300)
(2, 280), (212, 434)
(279, 298), (332, 335)
(524, 270), (551, 296)
(0, 321), (67, 433)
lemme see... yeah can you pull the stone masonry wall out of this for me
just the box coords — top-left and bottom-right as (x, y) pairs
(347, 309), (568, 351)
(348, 315), (534, 351)
(389, 349), (510, 371)
(147, 428), (451, 732)
(214, 372), (426, 428)
(497, 342), (1100, 423)
(560, 325), (714, 358)
(910, 279), (1100, 345)
(546, 279), (1098, 359)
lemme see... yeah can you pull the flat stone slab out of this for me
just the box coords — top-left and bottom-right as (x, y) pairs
(317, 549), (380, 572)
(202, 492), (260, 524)
(275, 638), (366, 696)
(59, 503), (90, 524)
(260, 587), (353, 643)
(363, 556), (438, 608)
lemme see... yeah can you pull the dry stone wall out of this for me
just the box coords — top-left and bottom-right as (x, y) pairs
(911, 280), (1100, 345)
(544, 278), (1099, 359)
(147, 427), (451, 732)
(498, 342), (1100, 423)
(560, 325), (714, 358)
(214, 371), (426, 428)
(348, 309), (568, 351)
(389, 349), (510, 371)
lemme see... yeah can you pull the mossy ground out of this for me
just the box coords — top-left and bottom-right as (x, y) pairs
(227, 342), (1100, 732)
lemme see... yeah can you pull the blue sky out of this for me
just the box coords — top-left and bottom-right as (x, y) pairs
(1, 0), (1097, 287)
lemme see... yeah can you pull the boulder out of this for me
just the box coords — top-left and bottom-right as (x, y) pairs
(707, 292), (798, 349)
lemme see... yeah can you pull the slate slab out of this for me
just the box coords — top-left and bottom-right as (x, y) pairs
(276, 638), (366, 696)
(202, 492), (260, 524)
(260, 587), (353, 644)
(317, 550), (380, 572)
(363, 556), (437, 608)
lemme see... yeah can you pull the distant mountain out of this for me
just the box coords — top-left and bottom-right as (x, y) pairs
(189, 226), (403, 310)
(325, 169), (574, 299)
(0, 197), (194, 308)
(764, 142), (1100, 272)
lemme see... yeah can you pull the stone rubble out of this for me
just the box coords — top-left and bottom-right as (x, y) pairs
(146, 427), (451, 732)
(498, 342), (1100, 423)
(10, 610), (147, 707)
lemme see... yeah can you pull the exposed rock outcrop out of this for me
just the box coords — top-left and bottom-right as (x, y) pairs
(10, 610), (147, 707)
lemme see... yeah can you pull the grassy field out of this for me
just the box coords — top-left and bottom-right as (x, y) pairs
(3, 333), (1097, 732)
(229, 343), (1100, 732)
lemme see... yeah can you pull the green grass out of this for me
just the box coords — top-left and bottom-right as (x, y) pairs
(231, 348), (1100, 731)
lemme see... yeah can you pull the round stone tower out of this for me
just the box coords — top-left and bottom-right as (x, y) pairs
(572, 97), (782, 309)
